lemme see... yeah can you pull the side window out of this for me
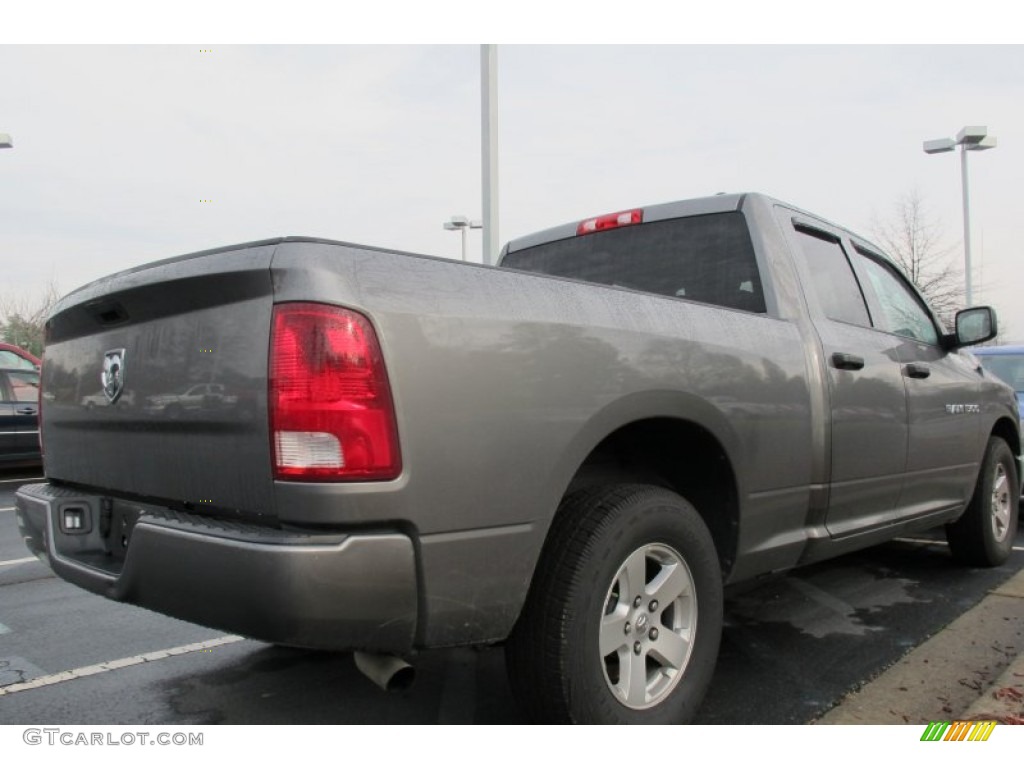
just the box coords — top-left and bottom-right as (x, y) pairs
(854, 250), (939, 345)
(793, 227), (871, 327)
(5, 371), (40, 402)
(0, 350), (34, 369)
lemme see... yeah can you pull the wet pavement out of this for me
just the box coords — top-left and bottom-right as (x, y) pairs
(2, 469), (1021, 724)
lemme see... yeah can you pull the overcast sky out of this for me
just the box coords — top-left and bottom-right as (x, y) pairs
(1, 44), (1022, 338)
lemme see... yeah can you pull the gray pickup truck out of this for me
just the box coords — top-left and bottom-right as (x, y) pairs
(16, 192), (1021, 724)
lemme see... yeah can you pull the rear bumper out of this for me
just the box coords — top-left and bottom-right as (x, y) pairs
(15, 483), (418, 653)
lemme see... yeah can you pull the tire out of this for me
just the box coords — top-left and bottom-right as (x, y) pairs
(506, 484), (723, 724)
(946, 436), (1020, 567)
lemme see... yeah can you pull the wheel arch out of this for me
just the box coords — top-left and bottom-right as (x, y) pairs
(534, 391), (743, 583)
(989, 416), (1022, 492)
(946, 426), (1021, 566)
(990, 416), (1021, 463)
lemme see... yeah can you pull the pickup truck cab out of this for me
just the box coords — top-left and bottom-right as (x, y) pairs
(16, 192), (1020, 723)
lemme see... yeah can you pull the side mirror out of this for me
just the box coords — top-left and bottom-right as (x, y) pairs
(951, 306), (998, 348)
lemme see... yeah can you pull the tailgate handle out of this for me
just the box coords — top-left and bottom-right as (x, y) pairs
(905, 363), (931, 379)
(831, 352), (865, 371)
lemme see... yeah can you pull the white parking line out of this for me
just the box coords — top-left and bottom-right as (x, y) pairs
(0, 635), (245, 696)
(0, 477), (43, 484)
(0, 557), (38, 568)
(895, 537), (1024, 552)
(0, 507), (14, 512)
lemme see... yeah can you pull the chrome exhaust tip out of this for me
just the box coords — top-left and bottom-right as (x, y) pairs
(353, 651), (415, 692)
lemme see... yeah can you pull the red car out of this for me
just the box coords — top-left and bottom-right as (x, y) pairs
(0, 342), (41, 370)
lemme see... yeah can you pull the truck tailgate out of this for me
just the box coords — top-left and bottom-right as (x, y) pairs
(41, 241), (279, 521)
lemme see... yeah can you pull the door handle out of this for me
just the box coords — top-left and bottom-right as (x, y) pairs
(904, 363), (931, 379)
(831, 352), (865, 371)
(16, 407), (37, 415)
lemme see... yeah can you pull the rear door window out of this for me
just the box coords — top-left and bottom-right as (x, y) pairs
(502, 212), (766, 313)
(791, 227), (871, 327)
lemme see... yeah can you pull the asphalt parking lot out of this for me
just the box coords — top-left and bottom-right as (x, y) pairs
(1, 468), (1022, 725)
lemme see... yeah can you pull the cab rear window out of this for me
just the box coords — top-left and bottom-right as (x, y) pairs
(502, 212), (765, 313)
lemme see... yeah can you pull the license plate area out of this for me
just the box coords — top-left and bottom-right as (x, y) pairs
(105, 499), (142, 558)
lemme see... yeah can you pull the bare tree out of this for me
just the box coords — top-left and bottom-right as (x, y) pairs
(871, 189), (963, 328)
(0, 279), (61, 356)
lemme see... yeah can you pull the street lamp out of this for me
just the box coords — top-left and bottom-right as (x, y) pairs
(923, 125), (997, 307)
(443, 215), (482, 262)
(0, 133), (12, 149)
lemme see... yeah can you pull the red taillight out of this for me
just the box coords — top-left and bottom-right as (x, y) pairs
(576, 209), (643, 236)
(269, 303), (401, 481)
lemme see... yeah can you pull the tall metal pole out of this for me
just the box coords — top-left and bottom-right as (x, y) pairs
(960, 144), (973, 307)
(924, 126), (996, 308)
(481, 45), (499, 265)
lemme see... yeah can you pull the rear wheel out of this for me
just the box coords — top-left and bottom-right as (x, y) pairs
(506, 484), (723, 724)
(946, 436), (1019, 567)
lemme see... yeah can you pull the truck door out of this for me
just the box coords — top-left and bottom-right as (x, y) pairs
(0, 369), (40, 462)
(783, 219), (909, 537)
(850, 244), (983, 517)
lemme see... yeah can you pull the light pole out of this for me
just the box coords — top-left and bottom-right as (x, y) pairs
(0, 133), (12, 149)
(923, 125), (997, 307)
(443, 215), (482, 261)
(481, 45), (499, 266)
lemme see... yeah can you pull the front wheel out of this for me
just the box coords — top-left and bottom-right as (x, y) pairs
(506, 484), (723, 724)
(946, 436), (1020, 567)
